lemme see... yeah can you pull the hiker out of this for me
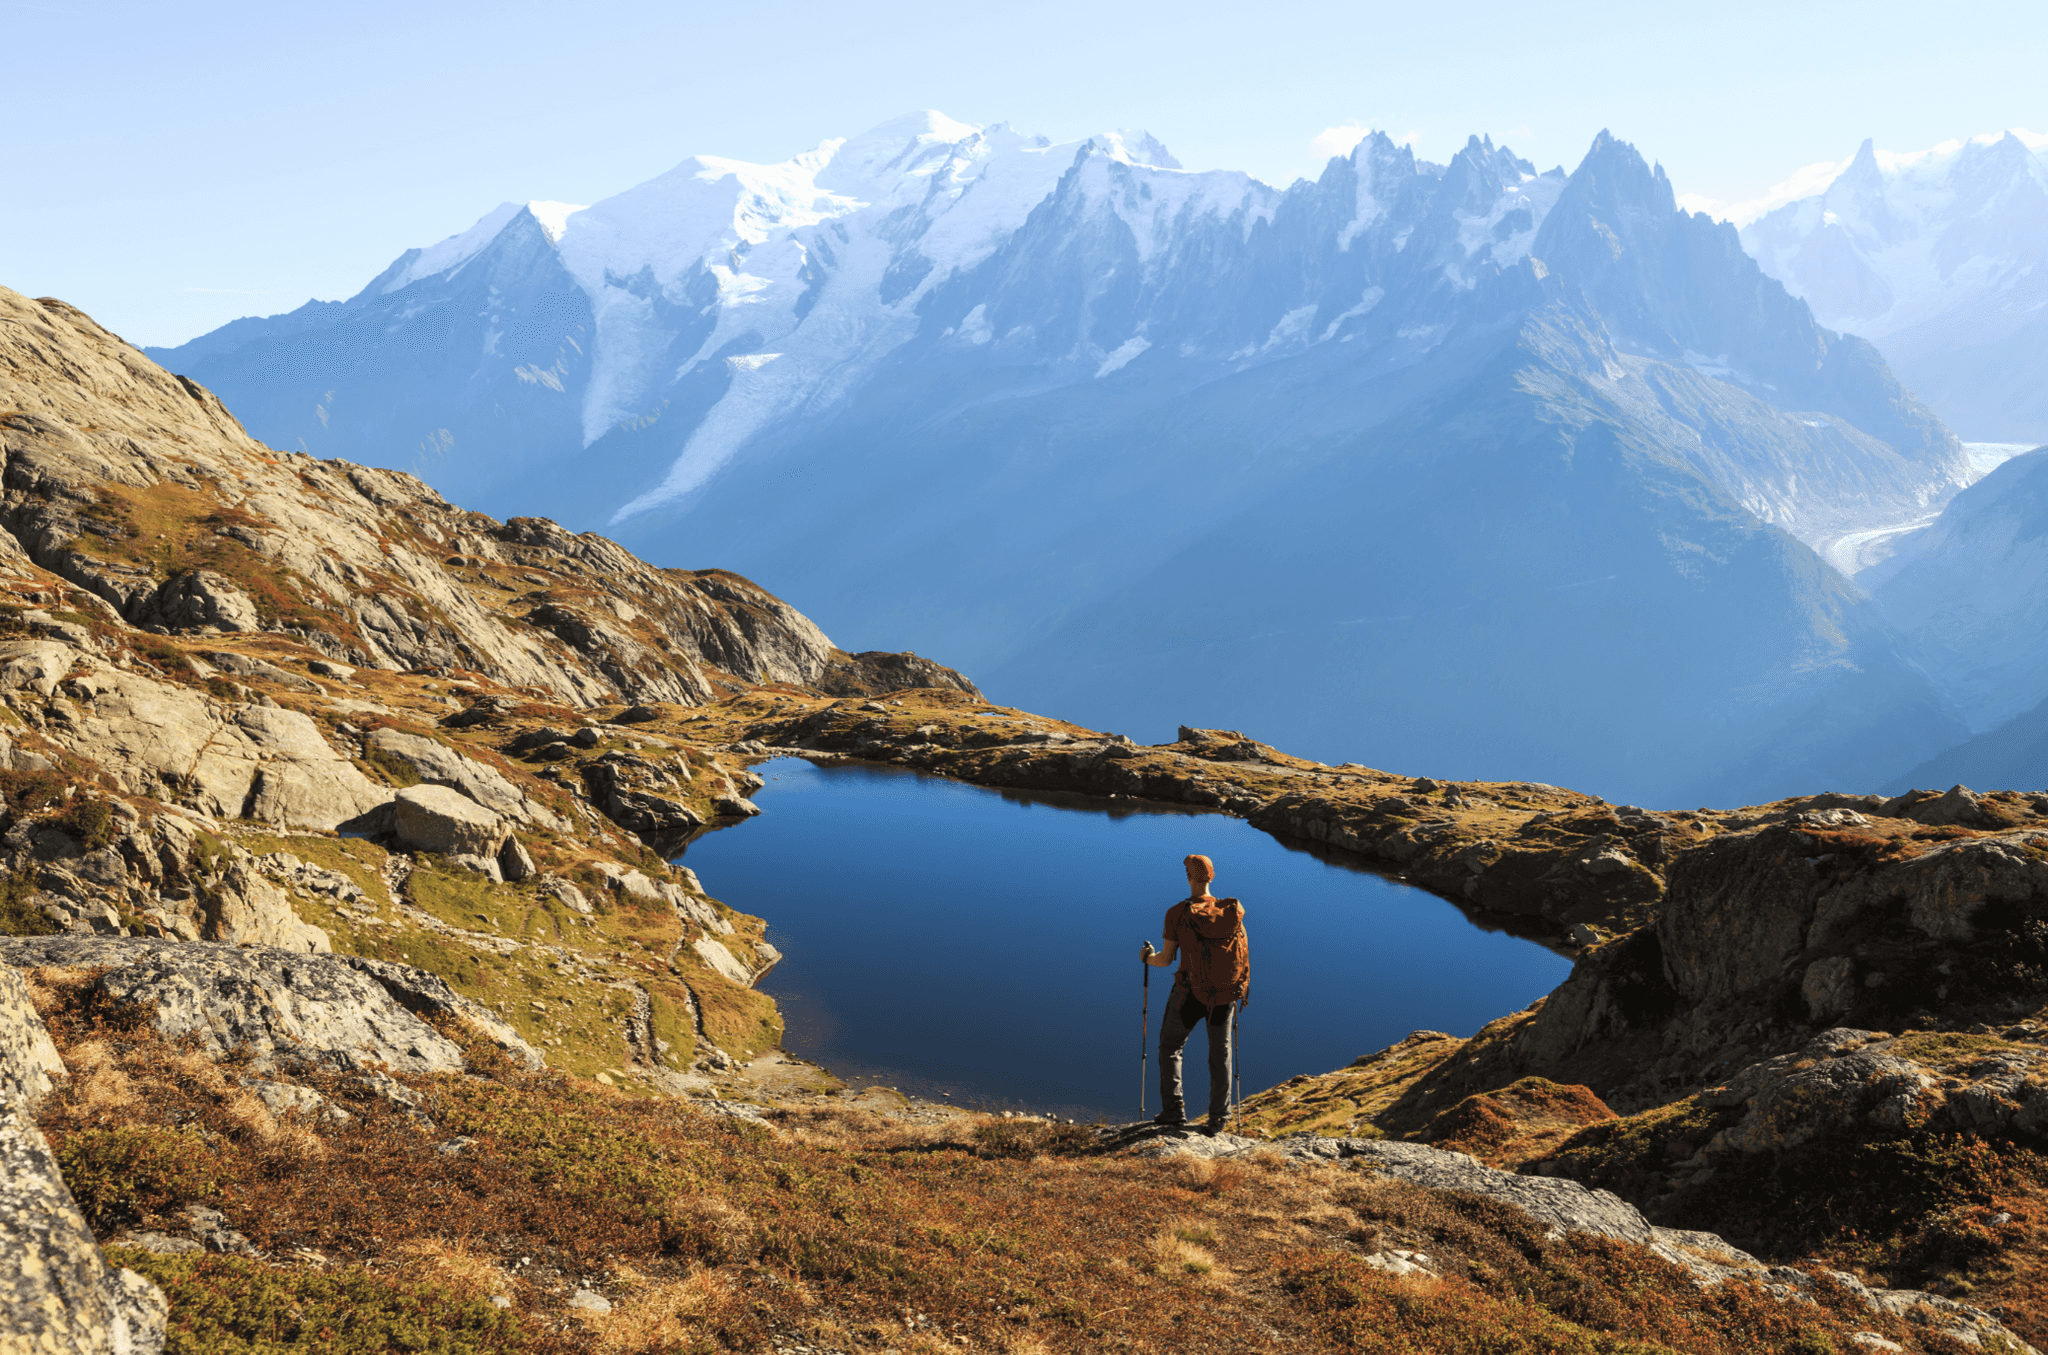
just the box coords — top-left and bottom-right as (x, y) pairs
(1141, 853), (1249, 1134)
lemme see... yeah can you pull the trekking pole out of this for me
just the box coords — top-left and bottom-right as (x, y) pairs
(1140, 945), (1151, 1122)
(1231, 1000), (1242, 1131)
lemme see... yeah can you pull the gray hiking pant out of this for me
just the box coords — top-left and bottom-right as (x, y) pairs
(1159, 982), (1233, 1123)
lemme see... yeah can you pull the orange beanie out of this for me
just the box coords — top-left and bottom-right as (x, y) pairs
(1184, 854), (1215, 882)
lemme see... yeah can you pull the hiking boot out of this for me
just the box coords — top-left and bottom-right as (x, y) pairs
(1200, 1116), (1227, 1137)
(1151, 1109), (1187, 1128)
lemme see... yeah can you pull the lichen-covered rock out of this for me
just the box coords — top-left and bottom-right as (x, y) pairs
(1, 936), (467, 1074)
(0, 964), (66, 1111)
(334, 954), (545, 1070)
(0, 963), (167, 1354)
(1701, 1030), (1941, 1154)
(1266, 1137), (1658, 1245)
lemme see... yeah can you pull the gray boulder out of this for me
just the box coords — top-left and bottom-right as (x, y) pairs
(1267, 1137), (1656, 1246)
(367, 727), (562, 831)
(334, 955), (545, 1070)
(392, 784), (508, 859)
(200, 862), (332, 953)
(1, 936), (467, 1074)
(498, 835), (537, 882)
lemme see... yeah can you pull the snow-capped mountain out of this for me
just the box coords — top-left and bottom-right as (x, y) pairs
(1742, 131), (2048, 443)
(151, 114), (1976, 805)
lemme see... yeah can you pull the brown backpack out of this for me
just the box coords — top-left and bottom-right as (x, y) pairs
(1177, 896), (1249, 1007)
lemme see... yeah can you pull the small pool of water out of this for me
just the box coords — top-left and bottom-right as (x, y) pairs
(677, 758), (1570, 1122)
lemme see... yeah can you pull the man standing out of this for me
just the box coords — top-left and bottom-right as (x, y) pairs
(1142, 854), (1249, 1135)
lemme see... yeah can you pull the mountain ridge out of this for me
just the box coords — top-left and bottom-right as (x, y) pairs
(149, 116), (1973, 806)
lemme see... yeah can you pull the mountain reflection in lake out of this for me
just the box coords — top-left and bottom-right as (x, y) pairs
(677, 757), (1571, 1122)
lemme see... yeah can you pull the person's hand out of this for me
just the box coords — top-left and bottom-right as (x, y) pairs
(1141, 941), (1156, 963)
(1240, 989), (1251, 1010)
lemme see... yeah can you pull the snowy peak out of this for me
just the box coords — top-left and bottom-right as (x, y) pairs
(1104, 129), (1181, 170)
(1739, 127), (2048, 439)
(159, 113), (1965, 538)
(1743, 127), (2048, 336)
(355, 201), (586, 299)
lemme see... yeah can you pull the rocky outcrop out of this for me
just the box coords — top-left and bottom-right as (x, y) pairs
(391, 785), (509, 862)
(1, 963), (168, 1355)
(2, 797), (337, 950)
(1496, 819), (2048, 1108)
(0, 641), (389, 830)
(0, 285), (973, 708)
(1130, 1128), (2038, 1353)
(580, 752), (702, 850)
(816, 649), (983, 699)
(366, 727), (561, 831)
(0, 936), (471, 1074)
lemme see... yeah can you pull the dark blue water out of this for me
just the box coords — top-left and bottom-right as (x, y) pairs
(677, 758), (1570, 1121)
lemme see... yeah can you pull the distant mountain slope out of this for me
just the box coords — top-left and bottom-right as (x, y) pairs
(1742, 131), (2048, 443)
(150, 117), (1973, 805)
(1864, 446), (2048, 732)
(1888, 694), (2048, 795)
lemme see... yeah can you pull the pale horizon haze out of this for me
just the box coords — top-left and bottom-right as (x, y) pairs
(6, 0), (2045, 347)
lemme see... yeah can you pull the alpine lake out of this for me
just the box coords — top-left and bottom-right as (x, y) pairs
(677, 756), (1572, 1123)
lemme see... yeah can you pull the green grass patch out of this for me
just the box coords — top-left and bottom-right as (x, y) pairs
(232, 833), (390, 907)
(685, 965), (781, 1063)
(641, 976), (698, 1071)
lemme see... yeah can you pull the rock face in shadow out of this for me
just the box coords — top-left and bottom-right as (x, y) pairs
(1517, 817), (2048, 1084)
(1353, 804), (2048, 1125)
(0, 963), (169, 1354)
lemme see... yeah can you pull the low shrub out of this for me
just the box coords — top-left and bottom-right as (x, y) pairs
(55, 1125), (223, 1231)
(109, 1249), (536, 1355)
(0, 870), (58, 935)
(48, 796), (119, 851)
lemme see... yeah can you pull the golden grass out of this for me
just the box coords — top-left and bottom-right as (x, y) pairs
(391, 1237), (511, 1303)
(581, 1266), (736, 1352)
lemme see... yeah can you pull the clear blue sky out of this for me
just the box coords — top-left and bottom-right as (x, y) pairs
(6, 0), (2043, 348)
